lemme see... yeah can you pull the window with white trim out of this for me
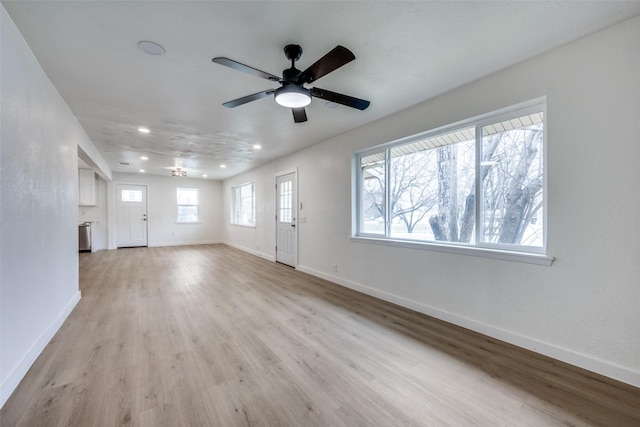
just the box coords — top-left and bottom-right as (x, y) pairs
(231, 182), (255, 226)
(355, 101), (545, 253)
(177, 187), (199, 223)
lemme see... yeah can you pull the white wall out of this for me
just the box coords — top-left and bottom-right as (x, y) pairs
(223, 169), (286, 260)
(0, 6), (105, 407)
(108, 173), (223, 249)
(223, 16), (640, 386)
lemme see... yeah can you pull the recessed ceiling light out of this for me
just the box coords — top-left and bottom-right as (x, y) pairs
(202, 174), (208, 178)
(139, 169), (145, 173)
(140, 156), (148, 160)
(138, 40), (165, 56)
(138, 127), (150, 134)
(220, 164), (227, 169)
(253, 144), (262, 150)
(325, 101), (339, 109)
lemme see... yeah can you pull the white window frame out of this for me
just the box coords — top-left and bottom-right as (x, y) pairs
(231, 182), (256, 227)
(176, 187), (199, 223)
(352, 98), (552, 265)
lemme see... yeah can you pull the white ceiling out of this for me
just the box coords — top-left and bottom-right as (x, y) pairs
(4, 1), (640, 180)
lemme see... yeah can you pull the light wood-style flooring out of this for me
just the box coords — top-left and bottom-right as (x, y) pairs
(2, 244), (639, 426)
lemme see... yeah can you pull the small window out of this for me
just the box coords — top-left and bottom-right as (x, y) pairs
(121, 189), (143, 202)
(231, 183), (255, 226)
(177, 187), (199, 223)
(360, 152), (386, 235)
(278, 180), (293, 223)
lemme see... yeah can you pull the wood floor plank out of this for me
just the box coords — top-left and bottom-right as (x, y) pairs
(2, 244), (639, 426)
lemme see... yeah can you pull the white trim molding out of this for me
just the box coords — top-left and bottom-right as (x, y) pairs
(296, 265), (639, 388)
(1, 291), (81, 408)
(223, 241), (276, 262)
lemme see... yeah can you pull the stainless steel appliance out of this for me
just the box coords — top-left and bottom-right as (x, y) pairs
(79, 222), (91, 252)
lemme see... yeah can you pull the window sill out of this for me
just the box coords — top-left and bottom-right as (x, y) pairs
(176, 221), (201, 225)
(230, 223), (257, 229)
(350, 236), (553, 266)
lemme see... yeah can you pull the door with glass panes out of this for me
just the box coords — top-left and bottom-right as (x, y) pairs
(116, 184), (148, 247)
(276, 172), (296, 267)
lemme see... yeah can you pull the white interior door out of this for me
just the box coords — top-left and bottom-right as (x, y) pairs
(116, 184), (148, 248)
(276, 172), (297, 267)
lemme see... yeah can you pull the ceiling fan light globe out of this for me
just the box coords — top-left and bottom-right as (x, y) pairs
(274, 86), (311, 108)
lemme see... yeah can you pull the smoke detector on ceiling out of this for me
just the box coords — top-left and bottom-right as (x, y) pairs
(138, 40), (165, 56)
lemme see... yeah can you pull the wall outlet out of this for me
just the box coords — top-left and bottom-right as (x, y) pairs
(332, 264), (338, 273)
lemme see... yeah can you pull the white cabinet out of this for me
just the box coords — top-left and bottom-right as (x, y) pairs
(78, 169), (96, 206)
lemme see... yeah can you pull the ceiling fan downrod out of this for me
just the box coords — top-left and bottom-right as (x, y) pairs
(282, 44), (303, 82)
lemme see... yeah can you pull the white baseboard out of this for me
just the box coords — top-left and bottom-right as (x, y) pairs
(148, 240), (223, 248)
(296, 265), (640, 388)
(223, 241), (276, 262)
(107, 241), (224, 251)
(1, 290), (81, 409)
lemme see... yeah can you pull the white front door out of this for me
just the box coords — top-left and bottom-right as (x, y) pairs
(116, 184), (148, 248)
(276, 172), (297, 267)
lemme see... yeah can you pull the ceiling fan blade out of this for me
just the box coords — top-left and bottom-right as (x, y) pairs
(297, 45), (355, 84)
(311, 87), (370, 110)
(292, 108), (307, 123)
(222, 90), (273, 108)
(212, 57), (280, 82)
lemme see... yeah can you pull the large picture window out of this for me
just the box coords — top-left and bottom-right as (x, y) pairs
(177, 187), (199, 223)
(231, 182), (255, 226)
(356, 101), (545, 254)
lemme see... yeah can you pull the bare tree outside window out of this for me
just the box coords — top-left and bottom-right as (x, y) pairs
(480, 122), (544, 246)
(361, 155), (385, 234)
(358, 109), (544, 250)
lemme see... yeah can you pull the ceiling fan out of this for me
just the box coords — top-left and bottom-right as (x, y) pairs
(212, 44), (370, 123)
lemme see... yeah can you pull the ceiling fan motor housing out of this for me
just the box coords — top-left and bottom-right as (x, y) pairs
(282, 67), (301, 82)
